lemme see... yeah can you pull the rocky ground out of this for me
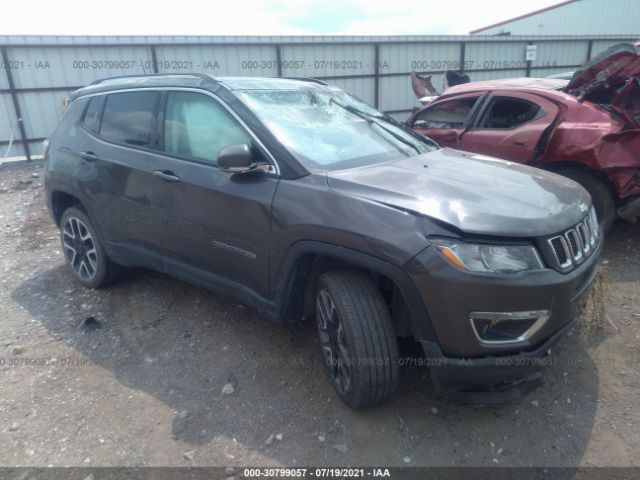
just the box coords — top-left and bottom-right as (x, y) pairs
(0, 160), (638, 468)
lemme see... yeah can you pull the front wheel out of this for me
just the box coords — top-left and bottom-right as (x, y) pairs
(315, 269), (399, 408)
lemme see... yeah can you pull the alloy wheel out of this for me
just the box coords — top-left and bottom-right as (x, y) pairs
(62, 216), (98, 281)
(316, 290), (352, 395)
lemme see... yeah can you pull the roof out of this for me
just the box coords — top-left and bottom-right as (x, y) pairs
(443, 77), (569, 96)
(469, 0), (578, 34)
(68, 74), (330, 101)
(217, 77), (329, 90)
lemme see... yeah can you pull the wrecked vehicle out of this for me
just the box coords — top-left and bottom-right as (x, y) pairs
(45, 74), (601, 407)
(408, 43), (640, 232)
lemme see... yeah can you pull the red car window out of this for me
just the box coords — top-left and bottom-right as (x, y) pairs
(414, 97), (480, 129)
(476, 97), (545, 130)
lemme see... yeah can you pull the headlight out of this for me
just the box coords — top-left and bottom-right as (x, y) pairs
(433, 239), (544, 274)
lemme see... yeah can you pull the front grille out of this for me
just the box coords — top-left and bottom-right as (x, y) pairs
(547, 208), (599, 271)
(549, 236), (570, 267)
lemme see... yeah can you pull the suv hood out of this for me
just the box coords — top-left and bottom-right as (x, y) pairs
(326, 148), (591, 238)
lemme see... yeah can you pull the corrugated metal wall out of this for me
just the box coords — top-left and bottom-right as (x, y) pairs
(0, 34), (636, 159)
(471, 0), (640, 36)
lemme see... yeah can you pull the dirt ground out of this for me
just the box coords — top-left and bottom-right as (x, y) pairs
(0, 160), (638, 468)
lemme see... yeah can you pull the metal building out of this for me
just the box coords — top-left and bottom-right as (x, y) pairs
(470, 0), (640, 36)
(1, 34), (636, 160)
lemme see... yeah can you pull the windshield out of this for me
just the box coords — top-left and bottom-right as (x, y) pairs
(235, 89), (436, 171)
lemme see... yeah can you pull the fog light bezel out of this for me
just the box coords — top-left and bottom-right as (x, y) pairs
(469, 310), (551, 346)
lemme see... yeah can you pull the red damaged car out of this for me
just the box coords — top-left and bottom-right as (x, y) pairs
(407, 43), (640, 232)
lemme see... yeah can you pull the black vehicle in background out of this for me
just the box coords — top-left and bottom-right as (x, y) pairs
(44, 74), (601, 407)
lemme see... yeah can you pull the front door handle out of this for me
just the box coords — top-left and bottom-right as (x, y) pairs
(513, 141), (527, 147)
(79, 151), (99, 162)
(153, 170), (181, 183)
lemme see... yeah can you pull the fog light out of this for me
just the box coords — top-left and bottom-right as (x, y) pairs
(469, 310), (551, 345)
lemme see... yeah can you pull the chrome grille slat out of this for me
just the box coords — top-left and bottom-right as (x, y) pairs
(548, 235), (572, 269)
(547, 208), (598, 271)
(577, 223), (591, 254)
(565, 229), (583, 262)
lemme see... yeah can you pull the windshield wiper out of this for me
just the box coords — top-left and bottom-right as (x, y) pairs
(335, 103), (422, 154)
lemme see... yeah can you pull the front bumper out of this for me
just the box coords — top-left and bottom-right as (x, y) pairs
(403, 235), (602, 402)
(422, 315), (579, 403)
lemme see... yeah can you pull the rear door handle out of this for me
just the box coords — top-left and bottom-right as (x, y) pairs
(79, 151), (99, 162)
(153, 170), (181, 183)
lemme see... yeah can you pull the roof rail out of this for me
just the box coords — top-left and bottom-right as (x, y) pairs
(281, 77), (328, 86)
(89, 72), (218, 86)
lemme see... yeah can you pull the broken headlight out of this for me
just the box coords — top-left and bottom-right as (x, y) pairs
(433, 239), (544, 274)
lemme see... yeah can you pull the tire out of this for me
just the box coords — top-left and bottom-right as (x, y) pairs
(558, 169), (616, 234)
(315, 269), (399, 408)
(59, 207), (121, 288)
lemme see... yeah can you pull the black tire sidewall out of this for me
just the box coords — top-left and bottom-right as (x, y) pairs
(315, 270), (399, 408)
(316, 281), (365, 403)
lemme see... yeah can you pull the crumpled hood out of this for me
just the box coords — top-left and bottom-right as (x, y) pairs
(566, 43), (640, 99)
(326, 148), (591, 238)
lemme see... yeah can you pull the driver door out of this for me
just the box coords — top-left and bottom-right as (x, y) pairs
(150, 90), (279, 298)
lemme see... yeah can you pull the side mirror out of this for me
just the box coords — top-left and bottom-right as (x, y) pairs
(218, 144), (271, 174)
(218, 144), (253, 172)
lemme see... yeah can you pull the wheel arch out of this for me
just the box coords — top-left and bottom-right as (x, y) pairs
(272, 241), (438, 344)
(50, 189), (83, 227)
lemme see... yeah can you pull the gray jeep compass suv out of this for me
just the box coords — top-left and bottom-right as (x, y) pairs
(44, 74), (602, 407)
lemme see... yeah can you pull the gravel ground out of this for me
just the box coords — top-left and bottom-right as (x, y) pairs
(0, 160), (638, 468)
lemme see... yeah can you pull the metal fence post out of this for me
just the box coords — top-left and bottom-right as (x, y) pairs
(459, 42), (466, 73)
(276, 45), (283, 77)
(1, 47), (31, 161)
(586, 39), (593, 61)
(150, 45), (159, 73)
(525, 41), (533, 77)
(373, 43), (380, 108)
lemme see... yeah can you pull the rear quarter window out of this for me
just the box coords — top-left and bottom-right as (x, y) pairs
(81, 96), (105, 133)
(99, 91), (159, 146)
(49, 97), (88, 140)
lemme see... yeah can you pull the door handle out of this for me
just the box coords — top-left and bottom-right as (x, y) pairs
(79, 151), (99, 162)
(514, 141), (527, 147)
(153, 170), (181, 183)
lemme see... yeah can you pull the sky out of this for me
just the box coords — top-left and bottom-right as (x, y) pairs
(1, 0), (563, 36)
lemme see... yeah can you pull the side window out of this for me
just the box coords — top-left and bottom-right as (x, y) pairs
(100, 91), (159, 146)
(477, 97), (543, 129)
(163, 91), (251, 165)
(413, 97), (479, 129)
(82, 96), (105, 133)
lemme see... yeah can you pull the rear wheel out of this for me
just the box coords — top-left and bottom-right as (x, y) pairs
(315, 269), (399, 408)
(60, 207), (121, 288)
(557, 169), (615, 234)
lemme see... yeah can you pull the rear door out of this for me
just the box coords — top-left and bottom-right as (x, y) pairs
(74, 90), (166, 270)
(458, 91), (559, 163)
(410, 94), (484, 147)
(149, 89), (279, 298)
